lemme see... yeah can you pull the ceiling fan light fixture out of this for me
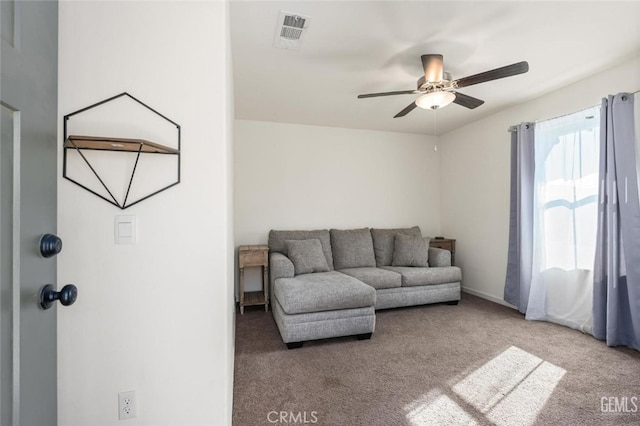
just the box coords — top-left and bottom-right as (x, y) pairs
(415, 91), (456, 110)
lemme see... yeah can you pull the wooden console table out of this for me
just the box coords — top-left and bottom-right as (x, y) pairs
(429, 238), (456, 266)
(238, 245), (269, 314)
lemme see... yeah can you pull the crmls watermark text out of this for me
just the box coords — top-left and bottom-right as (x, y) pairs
(601, 396), (639, 413)
(267, 411), (319, 424)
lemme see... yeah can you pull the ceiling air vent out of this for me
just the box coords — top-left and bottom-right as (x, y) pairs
(274, 11), (311, 50)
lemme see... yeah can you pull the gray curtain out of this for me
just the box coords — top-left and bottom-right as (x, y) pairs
(504, 123), (535, 313)
(593, 93), (640, 351)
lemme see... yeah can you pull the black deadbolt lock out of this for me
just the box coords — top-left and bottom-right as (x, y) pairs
(40, 234), (63, 258)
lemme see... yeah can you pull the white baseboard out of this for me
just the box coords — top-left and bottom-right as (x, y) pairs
(462, 286), (517, 310)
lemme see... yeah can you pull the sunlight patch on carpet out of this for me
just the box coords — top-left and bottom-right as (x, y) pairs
(453, 346), (543, 412)
(453, 346), (566, 426)
(405, 389), (478, 426)
(404, 347), (566, 426)
(486, 360), (566, 426)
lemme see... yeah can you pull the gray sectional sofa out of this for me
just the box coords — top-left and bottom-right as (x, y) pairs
(268, 227), (462, 349)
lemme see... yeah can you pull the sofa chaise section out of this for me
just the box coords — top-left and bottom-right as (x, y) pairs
(268, 231), (376, 349)
(274, 271), (376, 314)
(272, 270), (376, 348)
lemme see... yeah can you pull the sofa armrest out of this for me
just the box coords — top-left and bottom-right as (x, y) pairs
(429, 247), (451, 267)
(270, 252), (295, 289)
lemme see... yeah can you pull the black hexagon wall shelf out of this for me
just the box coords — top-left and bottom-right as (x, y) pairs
(63, 92), (181, 209)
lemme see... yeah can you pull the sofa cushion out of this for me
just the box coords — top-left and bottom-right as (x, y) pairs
(338, 267), (402, 290)
(381, 266), (462, 286)
(284, 239), (330, 275)
(268, 229), (334, 270)
(392, 234), (431, 267)
(330, 228), (376, 269)
(370, 226), (422, 266)
(273, 271), (376, 315)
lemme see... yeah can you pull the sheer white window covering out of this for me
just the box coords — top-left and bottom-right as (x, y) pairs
(525, 106), (600, 331)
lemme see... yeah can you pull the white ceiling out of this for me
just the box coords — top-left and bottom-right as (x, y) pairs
(230, 1), (640, 135)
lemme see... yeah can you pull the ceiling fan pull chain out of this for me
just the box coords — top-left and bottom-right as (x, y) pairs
(433, 111), (438, 152)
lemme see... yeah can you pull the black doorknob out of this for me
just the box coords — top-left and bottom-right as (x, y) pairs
(40, 234), (63, 258)
(39, 284), (78, 310)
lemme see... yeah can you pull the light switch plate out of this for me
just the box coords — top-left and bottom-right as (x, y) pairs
(115, 215), (137, 244)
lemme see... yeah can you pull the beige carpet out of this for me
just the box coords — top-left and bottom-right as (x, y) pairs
(233, 294), (640, 425)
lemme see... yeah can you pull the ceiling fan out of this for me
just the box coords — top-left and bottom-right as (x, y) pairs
(358, 54), (529, 117)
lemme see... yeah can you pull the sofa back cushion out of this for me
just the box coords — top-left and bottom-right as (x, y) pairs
(330, 228), (376, 269)
(268, 229), (334, 270)
(370, 226), (422, 266)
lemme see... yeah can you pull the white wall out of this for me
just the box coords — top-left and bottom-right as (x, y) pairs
(234, 120), (439, 291)
(439, 55), (640, 305)
(57, 2), (234, 425)
(225, 0), (236, 413)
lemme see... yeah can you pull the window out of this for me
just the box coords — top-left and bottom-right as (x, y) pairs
(534, 109), (600, 271)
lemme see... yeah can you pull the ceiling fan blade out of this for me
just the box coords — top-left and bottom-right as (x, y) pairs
(358, 90), (417, 99)
(394, 102), (418, 118)
(421, 54), (444, 82)
(455, 61), (529, 88)
(453, 92), (485, 109)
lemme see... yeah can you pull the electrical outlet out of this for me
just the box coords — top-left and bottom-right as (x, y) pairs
(118, 390), (137, 420)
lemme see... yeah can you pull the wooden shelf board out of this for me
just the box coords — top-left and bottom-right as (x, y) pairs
(238, 244), (269, 251)
(65, 135), (179, 154)
(243, 291), (267, 306)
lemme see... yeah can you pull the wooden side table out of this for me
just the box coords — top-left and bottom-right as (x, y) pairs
(429, 238), (456, 266)
(238, 245), (269, 314)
